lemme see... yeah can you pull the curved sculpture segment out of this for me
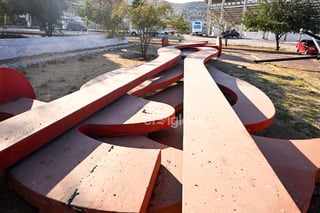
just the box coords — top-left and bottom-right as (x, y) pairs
(9, 131), (162, 213)
(0, 46), (181, 171)
(6, 82), (179, 213)
(79, 95), (176, 136)
(128, 62), (183, 97)
(0, 39), (319, 212)
(207, 64), (276, 133)
(183, 46), (299, 212)
(253, 136), (320, 212)
(0, 67), (36, 104)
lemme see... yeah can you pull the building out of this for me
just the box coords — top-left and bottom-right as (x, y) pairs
(206, 0), (320, 40)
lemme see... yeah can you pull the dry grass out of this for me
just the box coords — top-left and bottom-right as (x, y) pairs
(210, 46), (320, 139)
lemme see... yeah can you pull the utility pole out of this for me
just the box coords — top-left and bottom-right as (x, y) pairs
(206, 0), (212, 36)
(240, 0), (248, 37)
(219, 0), (226, 34)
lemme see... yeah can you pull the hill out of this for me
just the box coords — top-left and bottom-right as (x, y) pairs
(167, 1), (208, 23)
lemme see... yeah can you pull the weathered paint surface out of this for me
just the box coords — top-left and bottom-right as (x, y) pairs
(1, 40), (318, 212)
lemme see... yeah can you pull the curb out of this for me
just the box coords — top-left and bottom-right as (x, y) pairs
(1, 43), (139, 70)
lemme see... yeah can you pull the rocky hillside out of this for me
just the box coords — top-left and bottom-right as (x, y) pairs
(167, 1), (208, 23)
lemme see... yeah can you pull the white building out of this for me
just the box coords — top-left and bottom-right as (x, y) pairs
(206, 0), (320, 41)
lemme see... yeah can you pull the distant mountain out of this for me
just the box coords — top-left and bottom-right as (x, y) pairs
(167, 1), (208, 23)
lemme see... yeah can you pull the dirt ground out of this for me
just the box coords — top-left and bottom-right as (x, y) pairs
(1, 42), (319, 212)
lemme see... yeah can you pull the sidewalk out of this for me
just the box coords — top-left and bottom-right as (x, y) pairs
(224, 38), (296, 51)
(0, 34), (127, 61)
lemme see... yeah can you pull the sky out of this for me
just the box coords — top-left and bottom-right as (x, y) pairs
(166, 0), (201, 3)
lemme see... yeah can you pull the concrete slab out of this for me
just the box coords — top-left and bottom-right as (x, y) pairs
(9, 132), (161, 213)
(0, 46), (181, 171)
(79, 95), (175, 136)
(148, 82), (183, 112)
(0, 98), (45, 122)
(207, 64), (275, 133)
(129, 62), (183, 97)
(7, 93), (178, 212)
(254, 135), (320, 212)
(102, 136), (183, 213)
(183, 46), (299, 212)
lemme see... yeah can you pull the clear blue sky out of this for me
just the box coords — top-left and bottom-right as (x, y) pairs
(166, 0), (202, 3)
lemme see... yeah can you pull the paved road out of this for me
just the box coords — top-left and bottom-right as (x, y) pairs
(182, 34), (297, 51)
(179, 34), (319, 72)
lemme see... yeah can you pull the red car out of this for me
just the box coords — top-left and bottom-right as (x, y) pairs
(296, 39), (319, 55)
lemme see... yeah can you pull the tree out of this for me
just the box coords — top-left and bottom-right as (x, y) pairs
(78, 0), (93, 26)
(0, 0), (8, 27)
(7, 0), (68, 36)
(243, 0), (319, 51)
(169, 14), (189, 37)
(130, 0), (171, 58)
(79, 0), (125, 37)
(66, 0), (84, 13)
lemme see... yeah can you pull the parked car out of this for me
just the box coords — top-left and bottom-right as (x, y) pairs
(159, 29), (176, 35)
(221, 29), (240, 38)
(296, 39), (319, 55)
(129, 28), (158, 37)
(129, 28), (138, 36)
(66, 22), (87, 31)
